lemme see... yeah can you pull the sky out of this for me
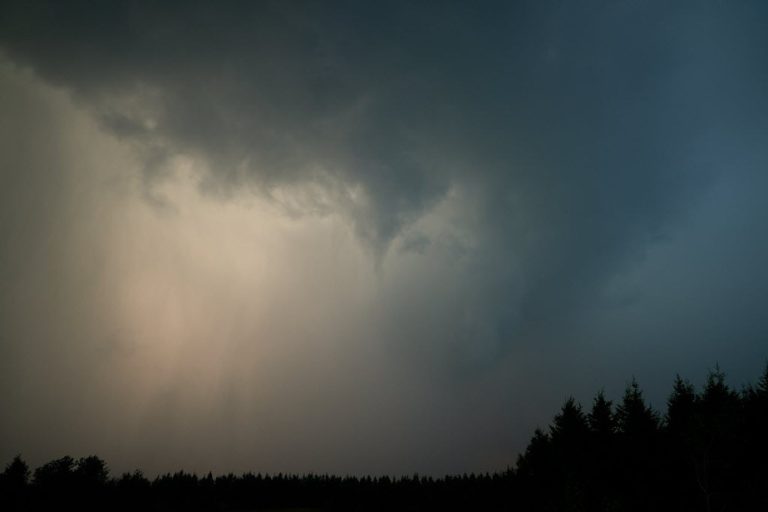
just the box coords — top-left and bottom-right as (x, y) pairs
(1, 0), (767, 477)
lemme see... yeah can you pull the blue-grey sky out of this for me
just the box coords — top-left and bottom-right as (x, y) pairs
(1, 0), (767, 476)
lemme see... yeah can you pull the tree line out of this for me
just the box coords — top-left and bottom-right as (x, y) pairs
(2, 364), (767, 511)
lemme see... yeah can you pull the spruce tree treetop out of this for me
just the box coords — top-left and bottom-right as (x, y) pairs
(666, 375), (696, 434)
(588, 390), (615, 436)
(615, 378), (659, 438)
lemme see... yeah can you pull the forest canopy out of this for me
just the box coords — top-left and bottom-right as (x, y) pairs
(2, 364), (767, 511)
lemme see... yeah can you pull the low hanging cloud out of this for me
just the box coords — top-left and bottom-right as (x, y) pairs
(5, 1), (763, 343)
(1, 0), (768, 476)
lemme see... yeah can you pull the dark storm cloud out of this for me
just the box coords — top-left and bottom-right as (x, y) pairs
(2, 0), (767, 359)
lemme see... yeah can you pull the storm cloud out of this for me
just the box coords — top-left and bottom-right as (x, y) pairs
(1, 0), (767, 476)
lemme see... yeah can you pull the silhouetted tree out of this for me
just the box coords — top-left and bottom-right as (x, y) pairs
(32, 455), (75, 489)
(114, 470), (151, 511)
(587, 391), (618, 511)
(588, 390), (615, 437)
(614, 379), (660, 511)
(743, 362), (768, 508)
(74, 456), (108, 485)
(516, 427), (553, 511)
(0, 455), (30, 511)
(666, 376), (696, 435)
(662, 375), (698, 510)
(693, 367), (742, 512)
(615, 378), (659, 439)
(550, 398), (589, 510)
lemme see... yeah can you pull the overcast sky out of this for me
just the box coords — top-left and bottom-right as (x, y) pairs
(1, 0), (767, 477)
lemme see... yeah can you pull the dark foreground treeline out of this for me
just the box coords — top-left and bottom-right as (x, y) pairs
(2, 365), (767, 512)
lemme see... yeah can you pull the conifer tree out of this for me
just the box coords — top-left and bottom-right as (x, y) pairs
(0, 455), (30, 511)
(588, 390), (615, 437)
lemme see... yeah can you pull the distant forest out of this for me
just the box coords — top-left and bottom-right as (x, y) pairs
(2, 365), (767, 511)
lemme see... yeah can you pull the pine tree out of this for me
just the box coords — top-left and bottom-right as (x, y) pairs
(663, 376), (698, 510)
(551, 397), (588, 442)
(614, 379), (660, 511)
(666, 375), (696, 437)
(692, 366), (741, 512)
(615, 378), (659, 438)
(743, 362), (768, 507)
(587, 391), (617, 511)
(588, 390), (615, 437)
